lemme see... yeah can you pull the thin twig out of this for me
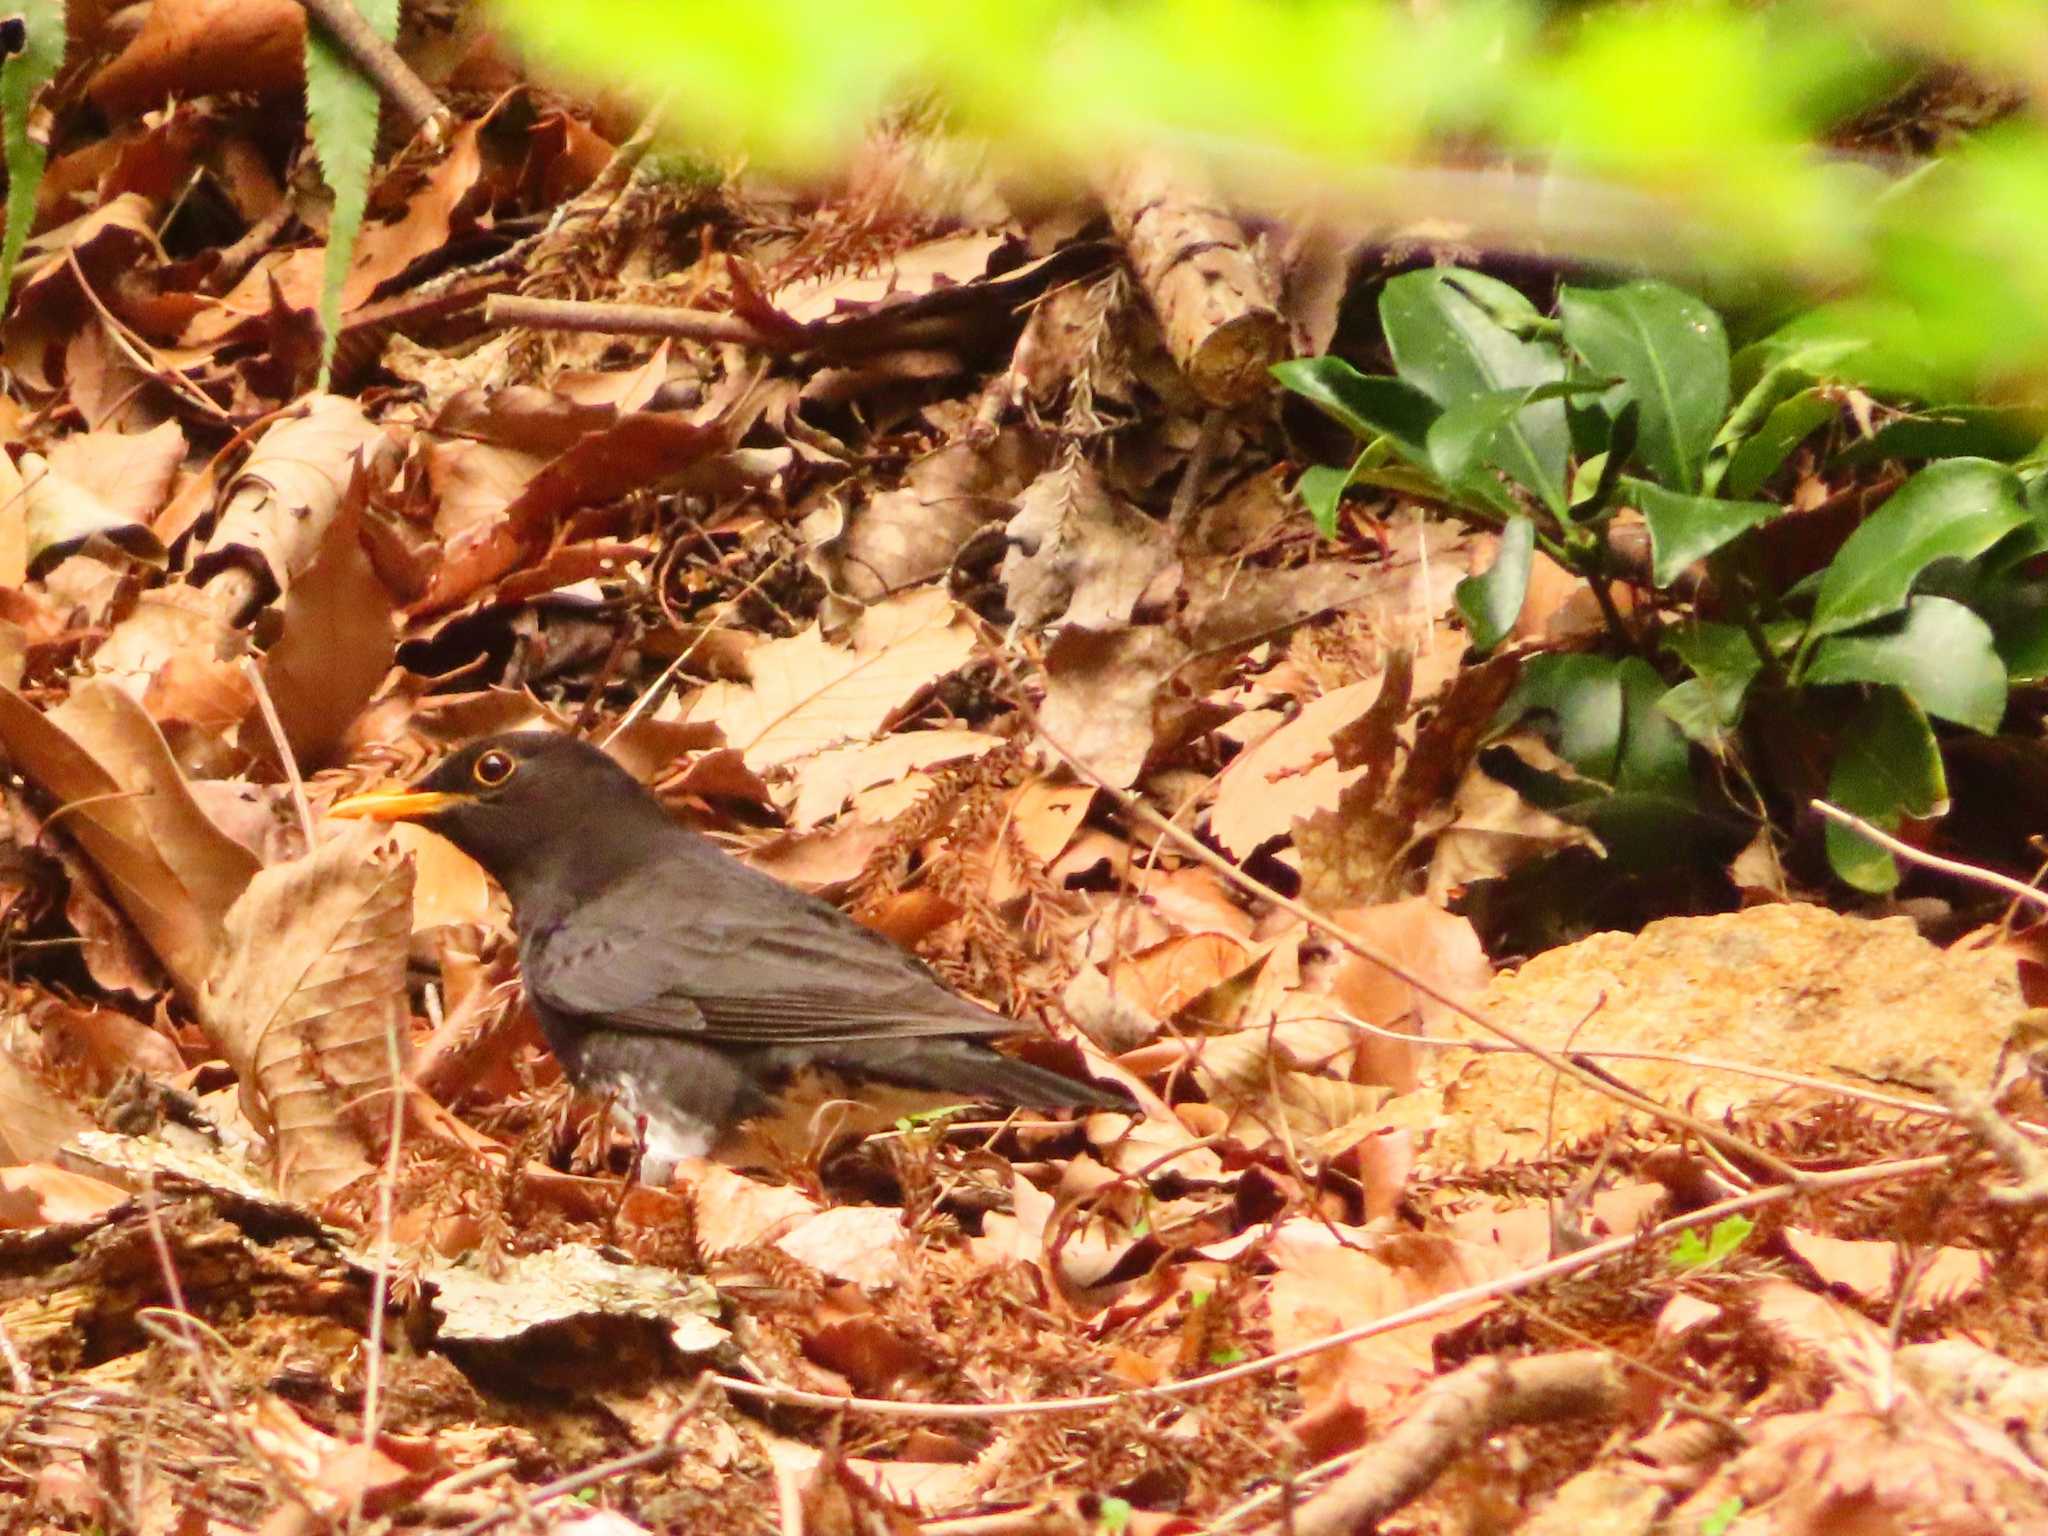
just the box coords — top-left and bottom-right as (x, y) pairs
(1812, 798), (2048, 914)
(709, 1152), (1943, 1421)
(241, 659), (316, 850)
(296, 0), (448, 140)
(1166, 405), (1227, 543)
(487, 294), (774, 347)
(448, 1395), (705, 1536)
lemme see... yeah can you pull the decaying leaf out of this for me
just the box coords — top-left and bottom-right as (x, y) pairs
(200, 824), (411, 1202)
(1001, 455), (1178, 632)
(0, 681), (260, 993)
(681, 586), (976, 771)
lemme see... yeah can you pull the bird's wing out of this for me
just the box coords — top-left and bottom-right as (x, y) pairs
(522, 860), (1015, 1047)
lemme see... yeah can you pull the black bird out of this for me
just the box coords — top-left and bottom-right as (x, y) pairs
(330, 732), (1124, 1181)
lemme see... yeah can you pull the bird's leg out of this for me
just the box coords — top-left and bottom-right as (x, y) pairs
(624, 1111), (651, 1186)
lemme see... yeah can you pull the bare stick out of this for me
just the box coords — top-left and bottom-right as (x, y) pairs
(1252, 1351), (1627, 1536)
(1812, 798), (2048, 915)
(296, 0), (448, 140)
(486, 294), (776, 348)
(241, 658), (316, 850)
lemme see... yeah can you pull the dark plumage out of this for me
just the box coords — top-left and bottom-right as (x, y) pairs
(331, 732), (1123, 1180)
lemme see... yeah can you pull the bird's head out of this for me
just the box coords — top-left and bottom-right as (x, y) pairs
(329, 732), (666, 907)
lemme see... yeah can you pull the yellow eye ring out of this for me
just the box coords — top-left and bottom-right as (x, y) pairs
(472, 749), (516, 788)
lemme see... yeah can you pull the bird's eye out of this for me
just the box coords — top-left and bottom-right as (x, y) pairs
(472, 749), (516, 788)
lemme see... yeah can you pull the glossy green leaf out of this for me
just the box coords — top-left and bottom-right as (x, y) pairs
(1271, 358), (1438, 462)
(1428, 378), (1608, 488)
(1628, 478), (1781, 586)
(1295, 463), (1351, 538)
(1440, 268), (1549, 331)
(1806, 458), (2030, 642)
(1560, 280), (1729, 492)
(1613, 656), (1694, 799)
(1497, 652), (1625, 783)
(1381, 269), (1570, 514)
(305, 0), (400, 390)
(1824, 687), (1945, 892)
(0, 2), (66, 314)
(1454, 515), (1535, 653)
(1806, 596), (2008, 733)
(1719, 389), (1838, 498)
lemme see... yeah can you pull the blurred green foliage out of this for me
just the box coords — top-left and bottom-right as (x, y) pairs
(490, 0), (2048, 393)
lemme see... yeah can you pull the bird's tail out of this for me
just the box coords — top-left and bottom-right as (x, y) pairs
(839, 1038), (1130, 1113)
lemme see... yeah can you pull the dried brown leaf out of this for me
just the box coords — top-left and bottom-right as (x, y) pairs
(682, 587), (975, 771)
(0, 681), (260, 993)
(1001, 457), (1177, 631)
(190, 395), (398, 614)
(239, 495), (394, 772)
(200, 825), (411, 1203)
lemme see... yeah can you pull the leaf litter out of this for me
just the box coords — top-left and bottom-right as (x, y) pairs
(0, 12), (2039, 1536)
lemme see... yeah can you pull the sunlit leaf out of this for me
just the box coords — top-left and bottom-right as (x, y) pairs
(1561, 280), (1729, 491)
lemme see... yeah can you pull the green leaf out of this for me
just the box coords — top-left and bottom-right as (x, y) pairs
(0, 2), (66, 315)
(1440, 268), (1551, 332)
(1628, 479), (1782, 586)
(1660, 621), (1775, 747)
(1381, 268), (1570, 514)
(1700, 1498), (1746, 1536)
(1613, 656), (1693, 800)
(1498, 653), (1625, 782)
(304, 0), (400, 390)
(1838, 403), (2048, 465)
(1428, 379), (1610, 489)
(1455, 515), (1535, 653)
(1806, 597), (2008, 733)
(1295, 463), (1352, 539)
(1824, 687), (1945, 892)
(1806, 458), (2030, 643)
(1670, 1214), (1754, 1270)
(1271, 358), (1438, 462)
(1720, 389), (1838, 499)
(1097, 1497), (1133, 1534)
(1560, 280), (1730, 492)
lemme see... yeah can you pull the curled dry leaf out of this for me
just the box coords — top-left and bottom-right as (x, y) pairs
(22, 420), (183, 577)
(238, 494), (395, 773)
(200, 824), (412, 1204)
(0, 681), (260, 994)
(189, 394), (399, 619)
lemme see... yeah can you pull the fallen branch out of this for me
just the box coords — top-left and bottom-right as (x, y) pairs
(1253, 1351), (1628, 1536)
